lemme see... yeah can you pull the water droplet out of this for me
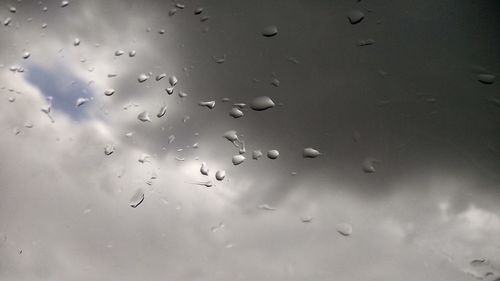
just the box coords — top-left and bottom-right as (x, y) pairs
(190, 180), (213, 187)
(211, 222), (225, 232)
(104, 144), (114, 155)
(262, 25), (278, 37)
(108, 73), (117, 78)
(3, 17), (12, 26)
(182, 115), (190, 122)
(137, 111), (151, 122)
(129, 189), (145, 208)
(336, 223), (353, 236)
(194, 7), (203, 14)
(199, 101), (215, 109)
(358, 38), (375, 46)
(233, 103), (246, 108)
(75, 97), (89, 107)
(200, 162), (209, 175)
(169, 76), (178, 86)
(301, 217), (313, 223)
(41, 23), (48, 28)
(223, 130), (240, 144)
(215, 170), (226, 181)
(24, 121), (33, 128)
(138, 154), (151, 163)
(156, 73), (166, 81)
(362, 157), (377, 173)
(232, 155), (245, 165)
(166, 87), (174, 95)
(42, 6), (48, 12)
(470, 259), (487, 266)
(169, 8), (178, 16)
(477, 74), (495, 84)
(257, 204), (276, 211)
(129, 50), (136, 57)
(200, 15), (210, 22)
(271, 78), (280, 87)
(157, 105), (167, 118)
(252, 150), (263, 160)
(250, 96), (275, 111)
(158, 29), (166, 34)
(61, 1), (69, 8)
(347, 10), (364, 24)
(229, 107), (244, 118)
(213, 54), (226, 64)
(20, 51), (30, 59)
(303, 148), (320, 158)
(176, 3), (185, 9)
(221, 97), (230, 102)
(115, 50), (125, 56)
(267, 150), (279, 159)
(103, 89), (115, 96)
(9, 6), (16, 13)
(73, 38), (80, 46)
(138, 73), (150, 83)
(8, 97), (15, 102)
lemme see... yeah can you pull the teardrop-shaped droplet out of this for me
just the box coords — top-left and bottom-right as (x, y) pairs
(215, 170), (226, 181)
(194, 7), (203, 14)
(75, 97), (89, 107)
(262, 25), (278, 37)
(477, 74), (495, 84)
(303, 148), (320, 158)
(347, 10), (364, 24)
(157, 105), (167, 118)
(129, 189), (145, 208)
(73, 38), (80, 46)
(138, 73), (150, 83)
(232, 155), (245, 165)
(229, 107), (244, 118)
(104, 144), (114, 155)
(61, 1), (69, 8)
(267, 150), (279, 159)
(156, 73), (166, 81)
(250, 96), (275, 111)
(223, 130), (239, 143)
(199, 101), (215, 109)
(114, 50), (125, 56)
(252, 150), (262, 160)
(336, 223), (353, 236)
(200, 162), (209, 175)
(22, 52), (30, 59)
(169, 76), (178, 86)
(129, 50), (136, 57)
(137, 111), (151, 122)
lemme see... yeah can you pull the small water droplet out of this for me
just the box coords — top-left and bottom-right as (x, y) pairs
(336, 223), (353, 236)
(156, 73), (166, 81)
(73, 38), (80, 46)
(137, 111), (151, 122)
(303, 148), (320, 158)
(8, 97), (15, 102)
(211, 222), (225, 232)
(200, 162), (209, 175)
(24, 121), (33, 128)
(42, 6), (48, 12)
(362, 157), (377, 173)
(129, 50), (136, 57)
(213, 54), (226, 64)
(157, 105), (167, 118)
(130, 189), (145, 208)
(232, 155), (245, 165)
(169, 75), (178, 86)
(22, 51), (30, 59)
(9, 6), (16, 13)
(115, 50), (125, 56)
(267, 150), (279, 159)
(215, 170), (226, 181)
(194, 7), (203, 14)
(477, 74), (495, 84)
(104, 89), (115, 96)
(257, 204), (276, 211)
(250, 96), (275, 111)
(165, 87), (174, 95)
(61, 1), (70, 8)
(138, 73), (150, 83)
(252, 150), (262, 160)
(104, 144), (114, 155)
(3, 17), (12, 26)
(176, 3), (185, 9)
(169, 8), (178, 16)
(190, 180), (213, 187)
(262, 25), (278, 37)
(229, 107), (244, 118)
(301, 217), (313, 223)
(108, 73), (117, 78)
(271, 78), (280, 87)
(200, 15), (210, 22)
(199, 100), (215, 109)
(75, 97), (89, 107)
(138, 154), (151, 163)
(41, 23), (48, 28)
(347, 10), (364, 24)
(233, 103), (246, 108)
(358, 38), (375, 46)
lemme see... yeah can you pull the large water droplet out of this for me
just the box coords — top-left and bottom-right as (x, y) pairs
(267, 150), (279, 159)
(477, 74), (495, 84)
(250, 96), (275, 111)
(262, 25), (278, 37)
(336, 223), (353, 236)
(215, 170), (226, 181)
(199, 101), (215, 109)
(169, 75), (178, 86)
(303, 148), (320, 158)
(130, 189), (145, 208)
(22, 52), (30, 59)
(200, 162), (209, 175)
(75, 97), (89, 107)
(104, 89), (115, 96)
(73, 38), (80, 46)
(137, 111), (151, 122)
(138, 73), (150, 83)
(61, 1), (70, 8)
(157, 105), (167, 118)
(229, 107), (244, 118)
(232, 155), (245, 165)
(347, 10), (364, 24)
(104, 144), (114, 156)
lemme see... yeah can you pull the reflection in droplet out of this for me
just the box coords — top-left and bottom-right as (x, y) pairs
(229, 107), (244, 118)
(138, 73), (150, 83)
(215, 170), (226, 181)
(169, 75), (178, 86)
(262, 25), (278, 37)
(22, 52), (30, 59)
(250, 96), (275, 111)
(75, 97), (89, 107)
(477, 74), (495, 84)
(199, 101), (215, 109)
(347, 10), (364, 24)
(200, 162), (209, 176)
(232, 155), (245, 165)
(267, 150), (279, 159)
(336, 223), (353, 236)
(362, 157), (377, 173)
(157, 105), (167, 118)
(257, 204), (276, 211)
(252, 150), (262, 160)
(303, 148), (321, 158)
(104, 145), (114, 156)
(73, 38), (80, 46)
(130, 189), (145, 208)
(137, 111), (151, 122)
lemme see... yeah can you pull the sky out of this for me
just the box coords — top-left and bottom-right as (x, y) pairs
(0, 0), (499, 280)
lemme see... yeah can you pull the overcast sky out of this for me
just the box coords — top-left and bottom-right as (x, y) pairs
(0, 0), (499, 280)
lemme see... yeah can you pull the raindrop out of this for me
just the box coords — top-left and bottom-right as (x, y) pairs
(169, 76), (178, 86)
(157, 105), (167, 118)
(301, 217), (313, 223)
(156, 73), (166, 81)
(193, 143), (199, 149)
(9, 6), (16, 13)
(257, 204), (276, 211)
(223, 130), (240, 144)
(24, 121), (33, 128)
(358, 39), (375, 46)
(303, 148), (321, 158)
(169, 8), (178, 16)
(8, 97), (15, 102)
(104, 145), (114, 156)
(61, 1), (70, 7)
(213, 54), (226, 64)
(271, 78), (280, 87)
(233, 103), (246, 109)
(194, 7), (203, 14)
(262, 25), (278, 37)
(336, 223), (353, 236)
(138, 154), (150, 163)
(75, 97), (89, 107)
(232, 155), (245, 165)
(158, 29), (165, 34)
(115, 50), (125, 56)
(190, 180), (213, 187)
(267, 150), (279, 159)
(42, 6), (48, 12)
(138, 73), (150, 83)
(362, 157), (377, 173)
(199, 101), (216, 109)
(21, 51), (30, 59)
(129, 50), (136, 57)
(41, 23), (47, 28)
(104, 89), (115, 96)
(166, 87), (174, 95)
(252, 150), (262, 160)
(347, 10), (365, 24)
(215, 170), (226, 181)
(200, 15), (210, 22)
(477, 74), (495, 84)
(3, 17), (12, 26)
(137, 111), (151, 122)
(73, 38), (80, 46)
(200, 162), (209, 176)
(129, 189), (145, 208)
(250, 96), (275, 111)
(229, 107), (244, 118)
